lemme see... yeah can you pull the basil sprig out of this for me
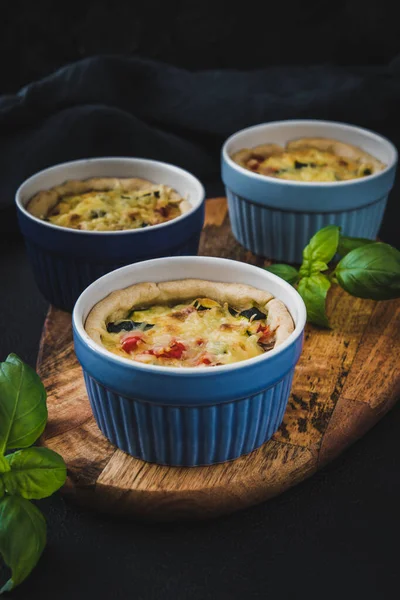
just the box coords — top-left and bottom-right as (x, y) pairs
(337, 236), (374, 257)
(0, 354), (66, 594)
(336, 243), (400, 300)
(266, 227), (400, 327)
(266, 264), (300, 285)
(297, 273), (331, 328)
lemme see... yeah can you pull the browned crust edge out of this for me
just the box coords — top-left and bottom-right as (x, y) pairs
(84, 279), (294, 351)
(26, 177), (184, 219)
(231, 137), (385, 172)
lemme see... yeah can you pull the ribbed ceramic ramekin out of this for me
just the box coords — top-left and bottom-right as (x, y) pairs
(222, 120), (398, 263)
(15, 158), (205, 312)
(72, 256), (306, 466)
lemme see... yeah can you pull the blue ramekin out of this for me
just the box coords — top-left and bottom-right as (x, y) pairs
(15, 158), (205, 312)
(72, 256), (306, 466)
(222, 120), (398, 263)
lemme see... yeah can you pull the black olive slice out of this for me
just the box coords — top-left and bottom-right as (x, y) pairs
(107, 321), (134, 333)
(228, 307), (239, 317)
(294, 161), (308, 169)
(363, 168), (372, 176)
(193, 300), (210, 311)
(239, 307), (267, 320)
(106, 321), (154, 333)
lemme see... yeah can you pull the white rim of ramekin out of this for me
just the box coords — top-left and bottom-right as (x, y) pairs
(15, 157), (205, 235)
(222, 119), (398, 188)
(73, 256), (307, 376)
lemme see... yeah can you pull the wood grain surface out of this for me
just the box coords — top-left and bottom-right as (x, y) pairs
(37, 198), (400, 520)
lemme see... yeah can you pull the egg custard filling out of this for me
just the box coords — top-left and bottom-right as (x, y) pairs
(26, 177), (188, 231)
(85, 280), (294, 368)
(231, 137), (385, 182)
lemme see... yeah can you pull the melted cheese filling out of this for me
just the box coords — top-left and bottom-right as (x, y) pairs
(239, 148), (374, 182)
(46, 185), (183, 231)
(101, 298), (275, 367)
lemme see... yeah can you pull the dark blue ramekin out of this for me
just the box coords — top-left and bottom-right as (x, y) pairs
(16, 158), (205, 311)
(73, 256), (306, 467)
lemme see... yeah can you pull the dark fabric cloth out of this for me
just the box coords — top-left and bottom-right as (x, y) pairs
(1, 55), (400, 244)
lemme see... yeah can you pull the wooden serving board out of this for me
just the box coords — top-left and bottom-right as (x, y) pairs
(37, 198), (400, 520)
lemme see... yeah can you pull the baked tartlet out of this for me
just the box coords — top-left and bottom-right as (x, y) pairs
(231, 137), (385, 182)
(85, 279), (294, 368)
(27, 177), (189, 231)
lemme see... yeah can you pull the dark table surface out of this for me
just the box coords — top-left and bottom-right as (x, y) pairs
(1, 233), (399, 600)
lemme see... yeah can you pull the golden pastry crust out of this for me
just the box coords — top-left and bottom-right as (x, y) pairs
(85, 279), (294, 367)
(26, 177), (189, 231)
(286, 137), (384, 171)
(27, 177), (169, 218)
(231, 137), (385, 182)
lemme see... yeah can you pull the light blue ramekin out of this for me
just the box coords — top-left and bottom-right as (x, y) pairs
(222, 120), (398, 263)
(15, 158), (205, 312)
(72, 256), (306, 467)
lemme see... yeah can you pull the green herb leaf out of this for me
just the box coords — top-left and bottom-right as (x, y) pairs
(337, 236), (375, 257)
(265, 264), (300, 285)
(0, 496), (46, 593)
(299, 259), (329, 278)
(0, 354), (47, 454)
(335, 243), (400, 300)
(2, 448), (66, 500)
(303, 225), (340, 264)
(0, 457), (10, 474)
(297, 274), (332, 328)
(0, 480), (4, 500)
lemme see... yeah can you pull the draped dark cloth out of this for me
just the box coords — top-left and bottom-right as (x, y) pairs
(1, 55), (399, 244)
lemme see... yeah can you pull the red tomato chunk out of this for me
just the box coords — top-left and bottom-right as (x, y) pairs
(257, 324), (272, 343)
(145, 341), (187, 359)
(121, 335), (142, 353)
(160, 341), (186, 359)
(199, 356), (212, 365)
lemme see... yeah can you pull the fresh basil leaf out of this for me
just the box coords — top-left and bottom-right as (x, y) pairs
(297, 274), (331, 328)
(0, 354), (47, 454)
(265, 264), (300, 285)
(299, 259), (329, 278)
(337, 236), (374, 257)
(0, 480), (4, 500)
(0, 458), (10, 476)
(335, 242), (400, 300)
(303, 225), (340, 264)
(3, 448), (66, 500)
(0, 495), (46, 593)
